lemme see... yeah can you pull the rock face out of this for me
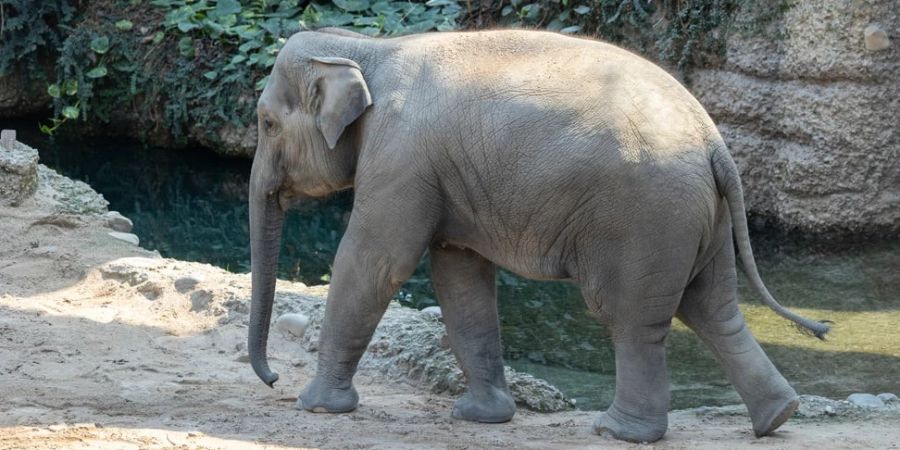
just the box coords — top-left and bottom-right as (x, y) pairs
(690, 0), (899, 232)
(0, 130), (39, 206)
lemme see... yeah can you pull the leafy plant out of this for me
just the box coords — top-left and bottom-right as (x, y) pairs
(0, 0), (77, 77)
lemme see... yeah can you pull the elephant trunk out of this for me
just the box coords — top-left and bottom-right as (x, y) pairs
(248, 187), (285, 387)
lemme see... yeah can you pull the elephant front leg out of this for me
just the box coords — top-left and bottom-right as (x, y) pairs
(298, 226), (428, 413)
(430, 244), (515, 423)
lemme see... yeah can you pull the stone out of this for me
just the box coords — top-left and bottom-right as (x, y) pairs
(877, 393), (898, 403)
(108, 231), (140, 246)
(275, 313), (310, 338)
(420, 306), (442, 319)
(864, 24), (891, 51)
(0, 130), (39, 206)
(104, 211), (133, 232)
(847, 393), (885, 408)
(190, 290), (214, 312)
(0, 129), (14, 148)
(174, 274), (204, 292)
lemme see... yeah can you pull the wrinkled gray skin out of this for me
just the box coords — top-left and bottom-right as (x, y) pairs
(248, 28), (830, 442)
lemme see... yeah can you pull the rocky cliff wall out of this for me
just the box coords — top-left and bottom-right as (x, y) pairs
(690, 0), (898, 232)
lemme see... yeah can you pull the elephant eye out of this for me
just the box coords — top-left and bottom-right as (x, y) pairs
(262, 117), (279, 136)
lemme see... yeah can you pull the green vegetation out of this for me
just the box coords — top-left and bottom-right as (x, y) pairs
(0, 0), (775, 146)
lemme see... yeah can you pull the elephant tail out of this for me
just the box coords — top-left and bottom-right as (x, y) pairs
(710, 144), (831, 339)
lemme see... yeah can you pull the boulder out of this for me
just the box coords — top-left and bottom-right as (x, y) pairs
(104, 211), (134, 233)
(108, 231), (140, 246)
(0, 130), (39, 206)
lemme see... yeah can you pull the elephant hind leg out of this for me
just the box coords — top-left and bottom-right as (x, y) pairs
(677, 240), (798, 437)
(581, 259), (688, 443)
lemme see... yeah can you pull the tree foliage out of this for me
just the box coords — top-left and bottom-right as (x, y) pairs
(0, 0), (775, 142)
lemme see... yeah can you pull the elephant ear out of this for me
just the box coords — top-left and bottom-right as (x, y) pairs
(311, 57), (373, 149)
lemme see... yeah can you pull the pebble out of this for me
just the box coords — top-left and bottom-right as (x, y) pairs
(275, 313), (310, 338)
(174, 274), (204, 292)
(877, 393), (898, 403)
(864, 24), (890, 51)
(847, 393), (885, 408)
(104, 211), (134, 233)
(421, 306), (442, 319)
(107, 231), (140, 246)
(824, 405), (836, 415)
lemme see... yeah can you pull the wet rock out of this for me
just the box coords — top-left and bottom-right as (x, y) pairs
(104, 211), (133, 232)
(864, 24), (890, 51)
(108, 231), (140, 246)
(877, 393), (898, 403)
(275, 313), (310, 339)
(174, 274), (204, 293)
(0, 130), (39, 206)
(847, 393), (885, 408)
(420, 306), (442, 319)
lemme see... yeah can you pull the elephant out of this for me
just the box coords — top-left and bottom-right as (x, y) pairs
(247, 27), (830, 443)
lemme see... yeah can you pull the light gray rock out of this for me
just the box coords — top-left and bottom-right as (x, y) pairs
(36, 165), (109, 214)
(104, 211), (134, 233)
(420, 306), (443, 319)
(877, 393), (898, 403)
(275, 313), (310, 338)
(847, 393), (885, 408)
(270, 292), (572, 412)
(108, 231), (140, 246)
(174, 274), (204, 292)
(865, 24), (891, 51)
(0, 130), (39, 207)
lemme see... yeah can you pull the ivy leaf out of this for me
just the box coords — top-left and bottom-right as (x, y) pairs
(47, 84), (61, 98)
(62, 106), (80, 119)
(152, 31), (165, 44)
(573, 5), (591, 14)
(63, 80), (78, 96)
(90, 36), (110, 54)
(115, 19), (134, 31)
(255, 75), (270, 91)
(203, 71), (218, 80)
(178, 36), (195, 57)
(86, 66), (108, 78)
(214, 0), (241, 17)
(332, 0), (370, 12)
(560, 25), (582, 34)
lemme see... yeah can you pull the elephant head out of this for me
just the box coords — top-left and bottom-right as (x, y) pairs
(248, 32), (373, 387)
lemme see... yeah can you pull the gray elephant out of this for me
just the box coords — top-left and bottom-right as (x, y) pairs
(247, 28), (829, 443)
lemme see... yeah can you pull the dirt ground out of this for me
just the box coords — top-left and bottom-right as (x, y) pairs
(2, 187), (899, 449)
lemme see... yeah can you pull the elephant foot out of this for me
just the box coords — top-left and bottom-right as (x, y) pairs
(451, 385), (516, 423)
(593, 405), (667, 443)
(297, 377), (359, 413)
(751, 395), (799, 437)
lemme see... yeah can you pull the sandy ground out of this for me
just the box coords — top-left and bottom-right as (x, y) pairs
(2, 189), (900, 449)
